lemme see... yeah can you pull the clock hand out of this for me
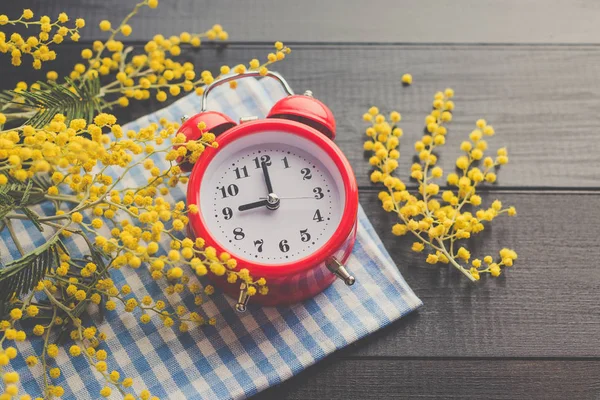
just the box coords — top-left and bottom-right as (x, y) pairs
(238, 193), (281, 211)
(261, 161), (274, 194)
(238, 199), (270, 211)
(260, 196), (314, 200)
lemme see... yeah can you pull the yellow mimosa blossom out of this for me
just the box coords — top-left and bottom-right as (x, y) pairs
(0, 0), (280, 397)
(363, 89), (517, 282)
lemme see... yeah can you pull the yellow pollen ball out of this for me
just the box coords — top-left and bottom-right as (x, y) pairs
(121, 24), (132, 36)
(168, 267), (184, 279)
(99, 20), (111, 31)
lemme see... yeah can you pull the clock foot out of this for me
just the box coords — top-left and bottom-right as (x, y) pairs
(326, 257), (356, 286)
(235, 282), (251, 312)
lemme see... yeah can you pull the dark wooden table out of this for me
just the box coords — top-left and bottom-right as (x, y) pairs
(2, 1), (600, 399)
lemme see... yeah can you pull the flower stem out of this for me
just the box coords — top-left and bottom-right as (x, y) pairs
(437, 239), (476, 282)
(4, 218), (24, 256)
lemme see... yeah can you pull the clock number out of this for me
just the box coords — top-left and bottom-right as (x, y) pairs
(218, 184), (239, 198)
(313, 209), (324, 223)
(234, 166), (249, 179)
(222, 207), (233, 220)
(253, 155), (271, 169)
(300, 229), (311, 242)
(313, 187), (324, 199)
(253, 239), (264, 253)
(233, 227), (245, 240)
(282, 157), (290, 169)
(301, 168), (312, 180)
(279, 239), (290, 253)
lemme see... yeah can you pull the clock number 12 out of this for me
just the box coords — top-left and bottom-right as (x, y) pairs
(253, 155), (271, 168)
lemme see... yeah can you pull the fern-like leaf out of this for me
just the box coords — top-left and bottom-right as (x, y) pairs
(0, 192), (15, 222)
(0, 176), (47, 231)
(0, 77), (102, 128)
(0, 233), (62, 313)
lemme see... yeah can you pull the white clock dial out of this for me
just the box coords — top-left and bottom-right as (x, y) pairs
(198, 130), (346, 265)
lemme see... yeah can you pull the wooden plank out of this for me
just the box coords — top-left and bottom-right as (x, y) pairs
(6, 1), (600, 44)
(1, 44), (597, 189)
(254, 359), (600, 400)
(353, 190), (600, 358)
(3, 45), (599, 357)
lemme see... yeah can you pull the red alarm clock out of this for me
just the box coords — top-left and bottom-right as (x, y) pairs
(179, 71), (358, 311)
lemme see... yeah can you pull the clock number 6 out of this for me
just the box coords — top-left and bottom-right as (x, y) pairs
(279, 239), (290, 253)
(233, 227), (245, 240)
(218, 184), (239, 198)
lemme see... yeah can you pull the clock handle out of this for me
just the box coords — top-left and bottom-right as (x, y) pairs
(235, 281), (251, 313)
(326, 257), (356, 286)
(201, 71), (295, 112)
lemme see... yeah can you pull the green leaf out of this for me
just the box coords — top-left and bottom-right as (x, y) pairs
(0, 232), (62, 312)
(0, 186), (15, 221)
(0, 77), (102, 128)
(0, 176), (47, 231)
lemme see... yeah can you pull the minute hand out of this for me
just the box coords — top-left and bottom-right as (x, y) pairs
(238, 199), (270, 211)
(261, 161), (274, 194)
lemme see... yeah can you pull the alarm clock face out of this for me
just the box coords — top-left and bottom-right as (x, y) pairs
(194, 128), (346, 265)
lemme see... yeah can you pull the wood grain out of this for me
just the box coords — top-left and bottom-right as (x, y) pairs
(2, 44), (598, 189)
(0, 7), (597, 397)
(6, 0), (600, 44)
(356, 190), (600, 358)
(254, 359), (600, 400)
(1, 40), (597, 359)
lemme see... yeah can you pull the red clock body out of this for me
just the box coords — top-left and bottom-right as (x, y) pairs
(179, 72), (358, 310)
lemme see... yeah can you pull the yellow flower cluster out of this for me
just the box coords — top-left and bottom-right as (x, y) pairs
(363, 89), (518, 282)
(85, 32), (290, 107)
(0, 115), (268, 397)
(0, 0), (286, 398)
(68, 0), (290, 109)
(0, 0), (290, 128)
(7, 288), (161, 399)
(0, 9), (84, 68)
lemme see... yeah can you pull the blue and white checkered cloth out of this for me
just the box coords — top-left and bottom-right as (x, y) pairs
(1, 77), (421, 399)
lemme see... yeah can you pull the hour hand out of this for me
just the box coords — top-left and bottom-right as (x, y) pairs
(261, 161), (274, 194)
(238, 199), (270, 211)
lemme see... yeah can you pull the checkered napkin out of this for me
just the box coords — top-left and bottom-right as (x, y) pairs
(1, 77), (421, 399)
